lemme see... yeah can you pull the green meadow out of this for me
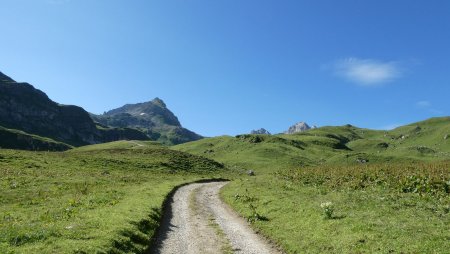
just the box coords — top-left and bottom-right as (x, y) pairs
(221, 163), (449, 253)
(1, 117), (449, 253)
(174, 117), (450, 253)
(0, 141), (228, 253)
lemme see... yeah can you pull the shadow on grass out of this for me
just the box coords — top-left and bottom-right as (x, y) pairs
(76, 179), (229, 254)
(330, 214), (346, 220)
(105, 207), (162, 254)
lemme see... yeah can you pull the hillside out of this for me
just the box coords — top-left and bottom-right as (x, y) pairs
(174, 117), (450, 170)
(0, 126), (72, 151)
(172, 117), (450, 253)
(0, 71), (150, 149)
(0, 142), (227, 253)
(91, 98), (202, 145)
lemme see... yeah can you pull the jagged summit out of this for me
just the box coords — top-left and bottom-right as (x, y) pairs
(103, 98), (181, 126)
(152, 97), (167, 108)
(284, 121), (313, 134)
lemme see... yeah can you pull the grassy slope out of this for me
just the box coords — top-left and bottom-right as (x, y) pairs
(0, 141), (228, 253)
(174, 117), (450, 253)
(222, 164), (449, 253)
(69, 140), (162, 152)
(175, 117), (450, 170)
(0, 126), (72, 151)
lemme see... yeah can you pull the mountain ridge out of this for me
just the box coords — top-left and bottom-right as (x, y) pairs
(0, 71), (150, 149)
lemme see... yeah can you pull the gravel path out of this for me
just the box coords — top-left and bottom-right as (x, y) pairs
(152, 181), (282, 254)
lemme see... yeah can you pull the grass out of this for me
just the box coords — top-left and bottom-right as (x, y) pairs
(221, 162), (450, 253)
(0, 141), (228, 253)
(174, 117), (450, 171)
(175, 117), (450, 253)
(2, 116), (450, 253)
(68, 140), (162, 152)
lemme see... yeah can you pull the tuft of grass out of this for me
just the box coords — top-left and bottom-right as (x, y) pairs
(207, 216), (234, 254)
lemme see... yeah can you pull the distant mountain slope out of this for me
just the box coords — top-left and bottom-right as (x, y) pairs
(91, 98), (202, 145)
(0, 71), (150, 148)
(0, 126), (72, 151)
(250, 128), (271, 135)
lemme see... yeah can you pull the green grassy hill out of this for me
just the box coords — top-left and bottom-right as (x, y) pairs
(174, 117), (450, 253)
(2, 117), (449, 253)
(174, 117), (450, 171)
(68, 140), (162, 152)
(0, 142), (228, 253)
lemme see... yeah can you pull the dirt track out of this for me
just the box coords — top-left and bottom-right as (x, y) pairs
(152, 181), (282, 254)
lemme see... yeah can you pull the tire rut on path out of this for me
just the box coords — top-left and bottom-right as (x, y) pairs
(152, 181), (282, 254)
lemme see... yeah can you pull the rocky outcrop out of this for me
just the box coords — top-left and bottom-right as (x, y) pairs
(284, 122), (312, 134)
(250, 128), (271, 135)
(0, 71), (149, 147)
(92, 98), (202, 145)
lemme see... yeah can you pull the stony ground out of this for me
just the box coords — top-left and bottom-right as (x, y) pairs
(152, 182), (282, 254)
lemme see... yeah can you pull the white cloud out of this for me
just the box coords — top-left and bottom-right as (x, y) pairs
(416, 100), (431, 108)
(430, 109), (444, 115)
(332, 58), (402, 86)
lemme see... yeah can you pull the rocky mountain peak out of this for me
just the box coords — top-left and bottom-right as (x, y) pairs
(102, 99), (181, 127)
(284, 121), (312, 134)
(92, 97), (202, 145)
(151, 97), (166, 108)
(250, 128), (271, 135)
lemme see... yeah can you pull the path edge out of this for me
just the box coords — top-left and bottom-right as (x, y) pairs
(217, 185), (287, 254)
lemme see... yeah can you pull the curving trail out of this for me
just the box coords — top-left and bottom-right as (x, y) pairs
(152, 182), (282, 254)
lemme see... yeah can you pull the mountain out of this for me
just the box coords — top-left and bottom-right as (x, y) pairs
(0, 71), (149, 150)
(250, 128), (271, 135)
(91, 98), (202, 145)
(284, 121), (313, 134)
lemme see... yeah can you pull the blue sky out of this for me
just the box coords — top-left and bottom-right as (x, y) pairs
(1, 0), (449, 136)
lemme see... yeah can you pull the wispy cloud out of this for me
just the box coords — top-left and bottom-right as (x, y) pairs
(415, 100), (444, 115)
(331, 58), (402, 86)
(430, 109), (444, 115)
(416, 100), (431, 108)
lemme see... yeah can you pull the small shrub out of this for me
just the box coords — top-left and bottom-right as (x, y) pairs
(320, 202), (334, 219)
